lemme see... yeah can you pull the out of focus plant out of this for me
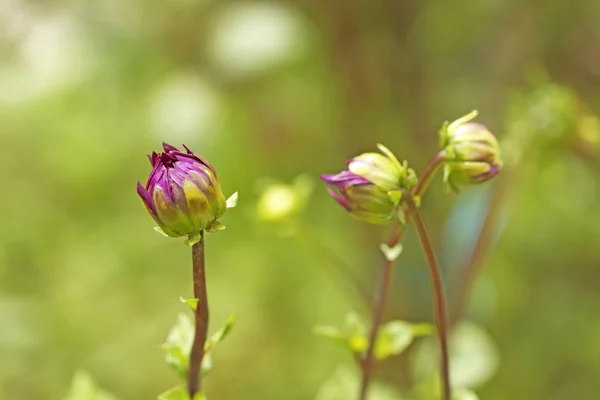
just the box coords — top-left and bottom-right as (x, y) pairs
(136, 143), (238, 400)
(317, 112), (503, 400)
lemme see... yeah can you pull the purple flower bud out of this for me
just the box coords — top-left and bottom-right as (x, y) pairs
(136, 143), (227, 237)
(321, 145), (413, 225)
(440, 111), (503, 190)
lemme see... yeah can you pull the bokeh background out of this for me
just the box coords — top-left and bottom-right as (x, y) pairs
(2, 0), (600, 399)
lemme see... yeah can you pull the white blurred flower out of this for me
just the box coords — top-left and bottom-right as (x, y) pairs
(208, 3), (305, 77)
(148, 73), (222, 143)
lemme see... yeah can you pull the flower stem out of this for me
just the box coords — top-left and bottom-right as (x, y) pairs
(188, 231), (209, 398)
(405, 195), (451, 400)
(358, 152), (445, 400)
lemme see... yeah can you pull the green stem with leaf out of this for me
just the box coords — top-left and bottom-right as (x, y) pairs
(188, 231), (209, 398)
(358, 152), (445, 400)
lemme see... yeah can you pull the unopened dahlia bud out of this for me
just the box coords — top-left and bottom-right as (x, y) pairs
(321, 144), (414, 224)
(136, 143), (227, 238)
(440, 110), (503, 189)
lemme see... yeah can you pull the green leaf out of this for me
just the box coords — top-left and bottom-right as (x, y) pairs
(205, 221), (226, 233)
(226, 192), (238, 208)
(316, 366), (404, 400)
(161, 314), (235, 378)
(411, 322), (499, 390)
(205, 315), (235, 352)
(179, 296), (198, 311)
(374, 321), (432, 360)
(157, 386), (206, 400)
(161, 314), (194, 377)
(62, 370), (119, 400)
(387, 190), (402, 205)
(380, 243), (403, 262)
(314, 312), (369, 356)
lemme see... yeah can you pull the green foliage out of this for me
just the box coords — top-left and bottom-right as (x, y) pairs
(315, 366), (404, 400)
(62, 371), (119, 400)
(315, 312), (431, 361)
(161, 312), (236, 379)
(374, 321), (432, 360)
(157, 386), (206, 400)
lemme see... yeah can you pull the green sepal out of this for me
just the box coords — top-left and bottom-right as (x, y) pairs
(184, 232), (202, 246)
(226, 192), (238, 209)
(387, 190), (402, 206)
(380, 243), (403, 262)
(413, 196), (422, 208)
(205, 221), (226, 233)
(179, 296), (199, 311)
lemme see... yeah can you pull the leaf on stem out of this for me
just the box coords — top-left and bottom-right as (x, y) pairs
(157, 386), (206, 400)
(374, 321), (432, 360)
(380, 243), (403, 262)
(161, 314), (236, 378)
(179, 296), (199, 311)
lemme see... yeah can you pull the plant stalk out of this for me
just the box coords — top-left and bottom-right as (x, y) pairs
(405, 195), (451, 400)
(358, 152), (445, 400)
(188, 231), (209, 398)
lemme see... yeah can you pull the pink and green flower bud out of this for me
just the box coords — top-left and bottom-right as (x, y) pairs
(321, 145), (414, 225)
(440, 110), (503, 190)
(321, 171), (395, 224)
(347, 144), (416, 191)
(136, 143), (227, 238)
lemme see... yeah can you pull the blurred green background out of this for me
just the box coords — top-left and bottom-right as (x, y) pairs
(2, 0), (600, 399)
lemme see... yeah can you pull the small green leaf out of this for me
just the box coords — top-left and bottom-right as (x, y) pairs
(154, 227), (170, 237)
(63, 370), (119, 400)
(161, 314), (194, 377)
(205, 315), (235, 352)
(380, 243), (403, 262)
(184, 232), (202, 246)
(179, 296), (198, 311)
(314, 312), (369, 356)
(157, 386), (206, 400)
(387, 190), (402, 205)
(205, 221), (226, 233)
(375, 321), (432, 360)
(226, 192), (239, 209)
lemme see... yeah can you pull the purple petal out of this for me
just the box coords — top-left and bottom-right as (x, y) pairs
(326, 188), (350, 211)
(162, 142), (180, 153)
(137, 181), (157, 216)
(321, 171), (370, 186)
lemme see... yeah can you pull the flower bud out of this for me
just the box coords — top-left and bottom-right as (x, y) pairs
(440, 110), (503, 189)
(321, 171), (395, 224)
(136, 143), (227, 237)
(321, 145), (414, 224)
